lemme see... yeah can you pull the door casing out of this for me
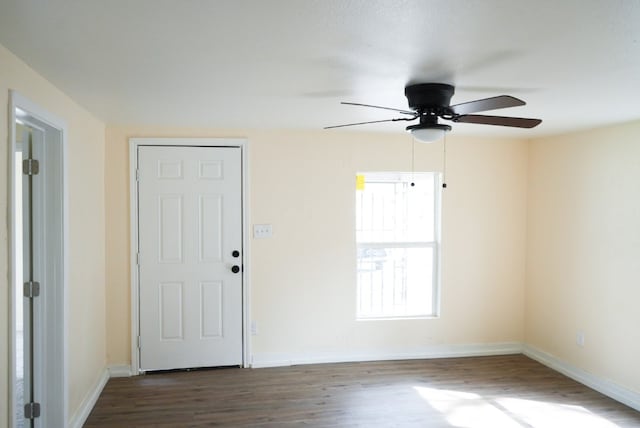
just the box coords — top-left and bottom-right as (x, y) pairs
(129, 138), (251, 374)
(9, 90), (68, 428)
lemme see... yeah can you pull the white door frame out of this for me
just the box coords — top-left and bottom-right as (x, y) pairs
(8, 90), (68, 427)
(129, 137), (251, 374)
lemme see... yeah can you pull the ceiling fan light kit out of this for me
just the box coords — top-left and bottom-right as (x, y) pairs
(406, 123), (451, 143)
(324, 83), (542, 139)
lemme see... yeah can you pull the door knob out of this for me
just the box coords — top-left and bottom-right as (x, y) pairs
(232, 250), (240, 258)
(231, 265), (241, 274)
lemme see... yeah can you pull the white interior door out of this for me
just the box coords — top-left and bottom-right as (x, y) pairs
(138, 146), (243, 371)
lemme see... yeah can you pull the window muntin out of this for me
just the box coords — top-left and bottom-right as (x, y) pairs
(356, 172), (440, 319)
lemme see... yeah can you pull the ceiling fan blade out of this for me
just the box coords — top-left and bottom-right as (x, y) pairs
(450, 95), (525, 115)
(324, 117), (416, 129)
(341, 102), (416, 116)
(453, 114), (542, 128)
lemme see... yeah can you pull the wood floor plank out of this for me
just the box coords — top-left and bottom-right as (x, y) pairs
(85, 355), (640, 427)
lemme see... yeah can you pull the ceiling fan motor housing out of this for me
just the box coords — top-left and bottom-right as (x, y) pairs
(405, 83), (455, 111)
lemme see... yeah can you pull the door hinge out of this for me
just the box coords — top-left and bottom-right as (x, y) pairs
(22, 158), (40, 176)
(24, 402), (41, 419)
(136, 168), (140, 181)
(137, 335), (141, 349)
(23, 281), (41, 298)
(136, 252), (140, 265)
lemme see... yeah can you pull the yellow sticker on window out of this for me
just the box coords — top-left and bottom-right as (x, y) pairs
(356, 174), (365, 190)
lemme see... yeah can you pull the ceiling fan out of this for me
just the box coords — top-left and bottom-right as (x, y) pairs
(325, 83), (542, 142)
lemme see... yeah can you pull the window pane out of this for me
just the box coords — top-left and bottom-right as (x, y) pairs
(357, 246), (434, 318)
(356, 173), (434, 243)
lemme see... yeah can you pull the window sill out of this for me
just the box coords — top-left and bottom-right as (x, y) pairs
(356, 315), (440, 321)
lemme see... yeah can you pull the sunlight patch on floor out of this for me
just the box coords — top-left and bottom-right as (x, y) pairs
(414, 386), (522, 428)
(414, 386), (621, 428)
(496, 397), (620, 428)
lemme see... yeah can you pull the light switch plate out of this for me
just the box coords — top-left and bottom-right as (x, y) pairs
(253, 224), (273, 239)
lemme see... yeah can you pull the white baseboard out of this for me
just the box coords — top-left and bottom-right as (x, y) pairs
(68, 368), (109, 428)
(251, 342), (523, 368)
(523, 344), (640, 412)
(108, 364), (134, 377)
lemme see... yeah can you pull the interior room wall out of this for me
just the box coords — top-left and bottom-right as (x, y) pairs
(2, 27), (639, 424)
(526, 120), (640, 395)
(0, 43), (107, 426)
(105, 126), (528, 367)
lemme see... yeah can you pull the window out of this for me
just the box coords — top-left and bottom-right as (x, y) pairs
(355, 172), (441, 319)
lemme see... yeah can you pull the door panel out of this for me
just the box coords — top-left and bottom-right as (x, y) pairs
(199, 195), (223, 262)
(138, 146), (242, 371)
(159, 282), (183, 340)
(201, 281), (223, 337)
(158, 195), (183, 263)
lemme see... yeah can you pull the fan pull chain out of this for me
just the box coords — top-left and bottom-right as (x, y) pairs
(442, 133), (448, 189)
(410, 136), (416, 187)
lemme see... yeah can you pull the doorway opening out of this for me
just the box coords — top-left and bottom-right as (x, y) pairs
(9, 91), (67, 428)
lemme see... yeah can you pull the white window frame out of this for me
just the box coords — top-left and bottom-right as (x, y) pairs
(355, 171), (442, 320)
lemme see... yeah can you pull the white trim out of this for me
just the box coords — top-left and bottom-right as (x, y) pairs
(355, 171), (441, 319)
(68, 369), (109, 428)
(107, 365), (133, 378)
(128, 141), (140, 373)
(129, 137), (250, 374)
(434, 172), (443, 318)
(10, 92), (67, 129)
(523, 345), (640, 412)
(241, 140), (252, 368)
(251, 342), (523, 368)
(8, 91), (69, 428)
(8, 90), (18, 428)
(62, 107), (70, 428)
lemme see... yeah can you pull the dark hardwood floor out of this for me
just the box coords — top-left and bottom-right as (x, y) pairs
(85, 355), (640, 427)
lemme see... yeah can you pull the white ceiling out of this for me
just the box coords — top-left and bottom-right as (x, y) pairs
(1, 0), (639, 137)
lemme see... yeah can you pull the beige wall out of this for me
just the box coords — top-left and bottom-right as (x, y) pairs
(526, 120), (640, 394)
(105, 126), (528, 365)
(0, 43), (107, 426)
